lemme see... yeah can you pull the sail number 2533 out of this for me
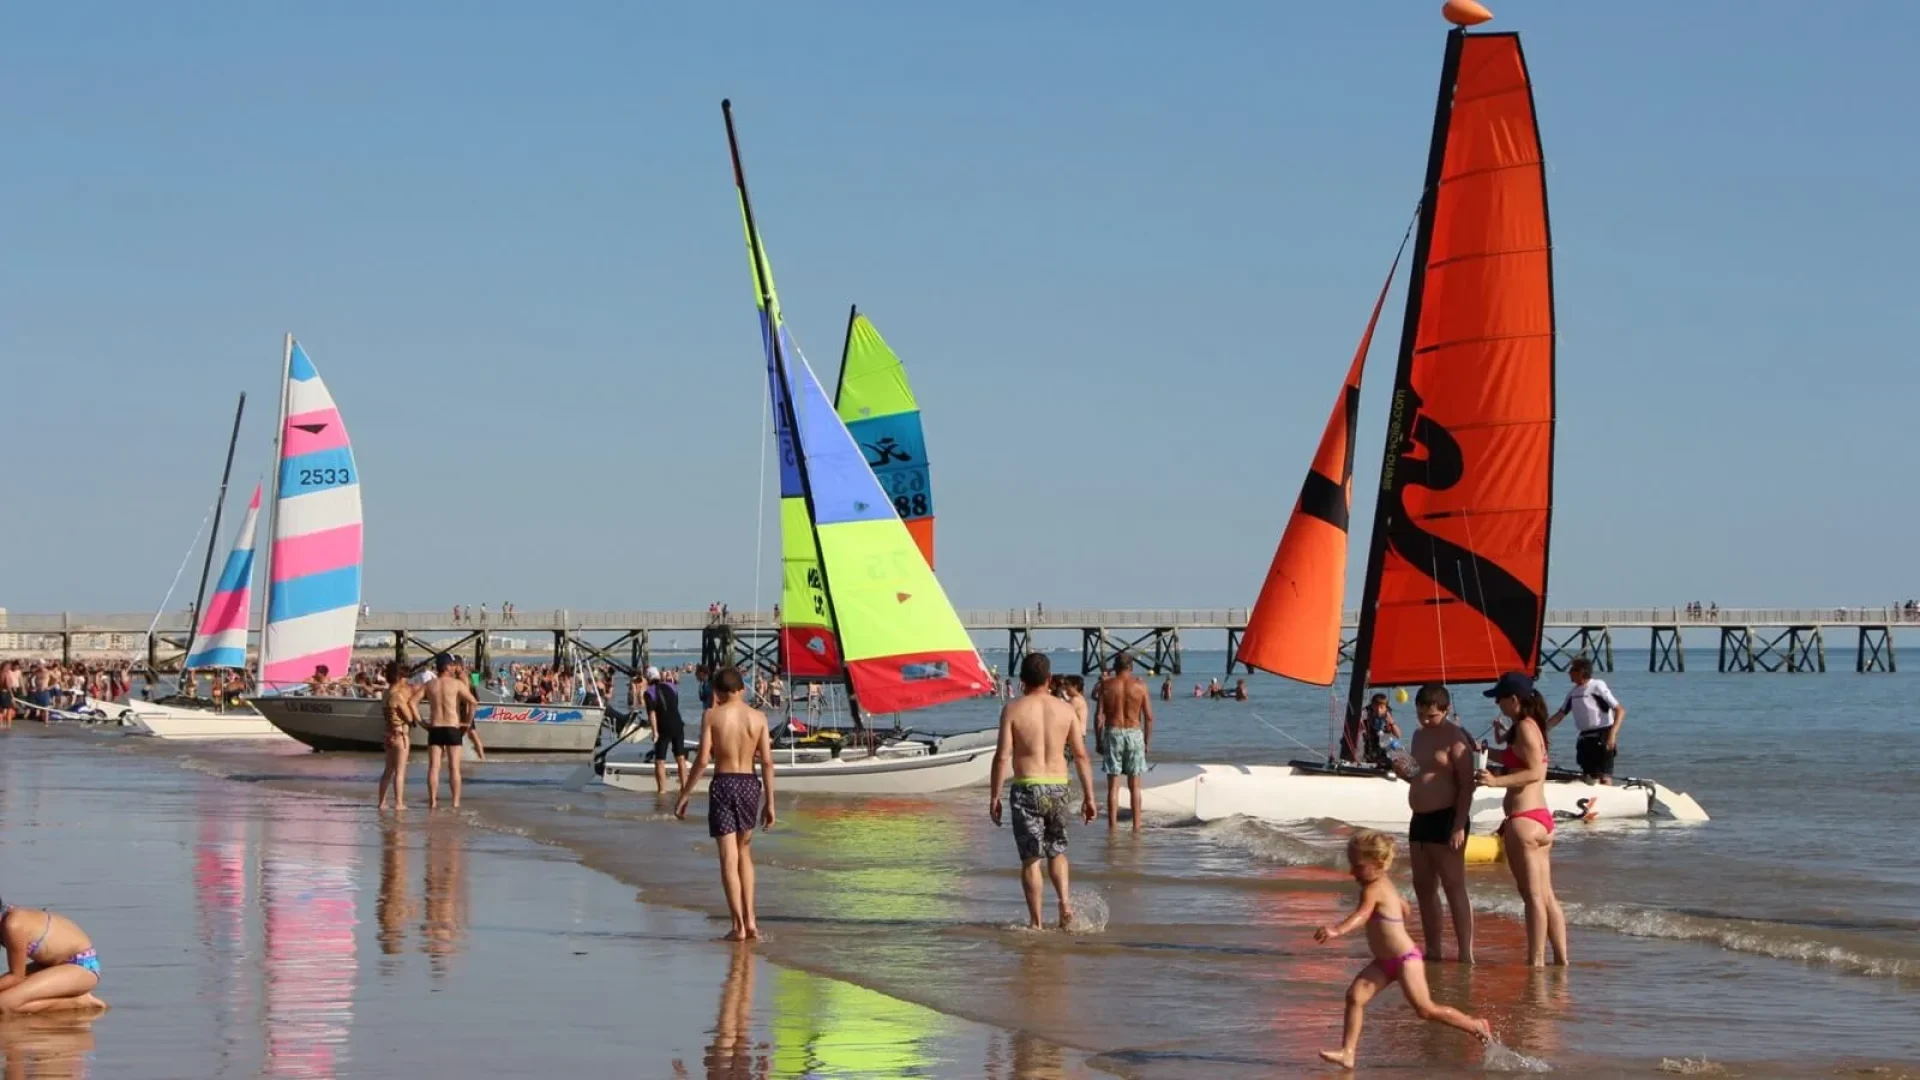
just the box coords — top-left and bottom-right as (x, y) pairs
(297, 467), (351, 486)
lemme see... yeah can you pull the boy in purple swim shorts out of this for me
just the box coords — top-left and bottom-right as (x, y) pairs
(676, 667), (775, 941)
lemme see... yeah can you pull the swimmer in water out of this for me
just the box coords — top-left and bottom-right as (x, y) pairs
(0, 898), (107, 1013)
(1314, 831), (1489, 1069)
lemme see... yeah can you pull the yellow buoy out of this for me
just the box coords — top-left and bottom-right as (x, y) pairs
(1393, 687), (1409, 704)
(1464, 833), (1504, 864)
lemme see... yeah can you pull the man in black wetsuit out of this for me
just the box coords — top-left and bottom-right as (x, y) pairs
(645, 666), (689, 795)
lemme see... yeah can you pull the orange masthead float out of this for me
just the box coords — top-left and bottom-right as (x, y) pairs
(1442, 0), (1493, 26)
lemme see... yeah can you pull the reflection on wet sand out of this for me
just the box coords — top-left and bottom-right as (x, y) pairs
(421, 818), (469, 977)
(986, 944), (1076, 1080)
(682, 945), (763, 1079)
(192, 799), (252, 1035)
(262, 803), (358, 1078)
(376, 821), (412, 969)
(0, 1014), (97, 1080)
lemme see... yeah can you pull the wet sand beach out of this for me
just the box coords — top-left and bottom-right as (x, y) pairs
(0, 728), (1088, 1079)
(6, 660), (1920, 1077)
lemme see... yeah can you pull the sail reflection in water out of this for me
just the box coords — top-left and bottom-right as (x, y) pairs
(193, 796), (253, 1034)
(263, 803), (358, 1078)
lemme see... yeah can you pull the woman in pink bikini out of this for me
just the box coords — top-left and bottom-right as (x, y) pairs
(1314, 830), (1489, 1069)
(1475, 671), (1570, 966)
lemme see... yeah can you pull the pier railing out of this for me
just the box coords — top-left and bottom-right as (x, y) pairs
(2, 606), (1916, 634)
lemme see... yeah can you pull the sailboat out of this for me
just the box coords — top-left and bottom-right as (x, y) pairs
(601, 100), (996, 795)
(1123, 8), (1706, 827)
(116, 484), (289, 738)
(97, 391), (284, 738)
(252, 338), (609, 752)
(767, 308), (937, 689)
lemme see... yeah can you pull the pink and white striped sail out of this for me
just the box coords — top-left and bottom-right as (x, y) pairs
(259, 341), (363, 691)
(183, 484), (262, 671)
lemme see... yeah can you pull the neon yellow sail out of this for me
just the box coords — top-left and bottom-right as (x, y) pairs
(834, 310), (935, 567)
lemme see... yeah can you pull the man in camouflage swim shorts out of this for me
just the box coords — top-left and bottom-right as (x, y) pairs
(989, 652), (1097, 929)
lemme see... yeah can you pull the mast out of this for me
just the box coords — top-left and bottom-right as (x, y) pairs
(185, 392), (247, 670)
(722, 100), (868, 729)
(832, 303), (858, 408)
(1342, 28), (1466, 761)
(254, 333), (295, 687)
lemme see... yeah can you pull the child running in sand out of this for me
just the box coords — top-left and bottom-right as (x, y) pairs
(0, 898), (106, 1013)
(1314, 831), (1489, 1069)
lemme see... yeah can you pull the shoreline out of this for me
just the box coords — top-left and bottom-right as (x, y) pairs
(11, 721), (1920, 1077)
(1, 726), (1097, 1079)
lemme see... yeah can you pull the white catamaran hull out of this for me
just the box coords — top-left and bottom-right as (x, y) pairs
(1117, 762), (1708, 827)
(99, 697), (288, 740)
(255, 695), (605, 753)
(600, 728), (998, 795)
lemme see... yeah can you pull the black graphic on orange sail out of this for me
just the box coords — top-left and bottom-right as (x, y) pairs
(1237, 242), (1405, 685)
(1371, 386), (1544, 679)
(1347, 27), (1554, 738)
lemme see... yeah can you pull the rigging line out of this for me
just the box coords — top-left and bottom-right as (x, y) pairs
(1457, 508), (1505, 681)
(150, 498), (220, 663)
(1430, 548), (1451, 703)
(1249, 711), (1333, 759)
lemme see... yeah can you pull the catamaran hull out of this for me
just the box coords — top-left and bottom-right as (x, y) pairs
(600, 728), (998, 795)
(98, 697), (288, 740)
(1117, 763), (1709, 827)
(254, 696), (604, 753)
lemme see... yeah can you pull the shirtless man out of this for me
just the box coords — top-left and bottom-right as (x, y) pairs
(1400, 683), (1477, 963)
(422, 655), (478, 809)
(645, 666), (688, 795)
(0, 661), (20, 729)
(675, 667), (775, 941)
(988, 652), (1096, 929)
(1093, 653), (1154, 830)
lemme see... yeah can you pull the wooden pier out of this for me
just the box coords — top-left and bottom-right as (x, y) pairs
(1, 607), (1908, 680)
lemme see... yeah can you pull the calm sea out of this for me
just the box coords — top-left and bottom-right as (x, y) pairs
(24, 652), (1920, 1076)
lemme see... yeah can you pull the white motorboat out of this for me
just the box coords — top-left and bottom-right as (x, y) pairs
(97, 697), (289, 741)
(1118, 759), (1708, 828)
(599, 728), (998, 795)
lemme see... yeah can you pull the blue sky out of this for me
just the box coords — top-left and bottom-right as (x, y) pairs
(3, 1), (1916, 615)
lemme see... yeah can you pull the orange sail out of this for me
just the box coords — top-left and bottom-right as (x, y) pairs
(1236, 245), (1404, 684)
(1350, 29), (1555, 699)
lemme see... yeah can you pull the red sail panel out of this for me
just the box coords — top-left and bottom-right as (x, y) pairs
(1236, 252), (1402, 684)
(1366, 32), (1554, 686)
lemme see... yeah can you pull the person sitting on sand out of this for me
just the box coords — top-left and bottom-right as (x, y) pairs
(0, 899), (106, 1014)
(675, 667), (775, 942)
(1313, 831), (1489, 1068)
(989, 652), (1097, 930)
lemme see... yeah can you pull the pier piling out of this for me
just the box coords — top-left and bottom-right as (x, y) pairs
(1857, 626), (1896, 673)
(1648, 626), (1685, 672)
